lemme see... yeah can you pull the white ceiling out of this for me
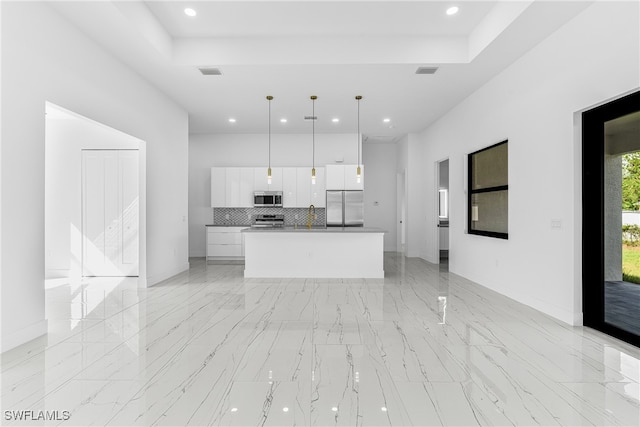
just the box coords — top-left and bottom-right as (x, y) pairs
(50, 1), (593, 142)
(145, 1), (496, 37)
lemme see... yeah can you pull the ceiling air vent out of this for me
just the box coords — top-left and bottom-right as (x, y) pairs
(415, 66), (438, 75)
(198, 67), (222, 76)
(304, 116), (318, 121)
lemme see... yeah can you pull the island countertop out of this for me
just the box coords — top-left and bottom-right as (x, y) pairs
(242, 226), (385, 233)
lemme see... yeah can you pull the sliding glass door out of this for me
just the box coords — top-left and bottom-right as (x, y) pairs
(583, 90), (640, 347)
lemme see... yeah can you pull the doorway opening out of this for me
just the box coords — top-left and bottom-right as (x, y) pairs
(396, 171), (407, 256)
(45, 103), (146, 283)
(583, 90), (640, 347)
(437, 159), (450, 267)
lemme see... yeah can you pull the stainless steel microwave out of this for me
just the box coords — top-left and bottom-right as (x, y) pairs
(253, 191), (283, 207)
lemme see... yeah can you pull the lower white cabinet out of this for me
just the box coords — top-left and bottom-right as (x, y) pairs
(206, 226), (245, 259)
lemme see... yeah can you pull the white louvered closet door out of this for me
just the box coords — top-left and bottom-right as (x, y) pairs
(82, 150), (139, 276)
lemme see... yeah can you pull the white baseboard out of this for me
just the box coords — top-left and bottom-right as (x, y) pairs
(471, 278), (580, 326)
(1, 319), (48, 353)
(573, 312), (584, 326)
(147, 262), (190, 287)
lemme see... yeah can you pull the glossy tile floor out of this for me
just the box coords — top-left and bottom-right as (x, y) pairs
(2, 255), (640, 426)
(605, 281), (640, 336)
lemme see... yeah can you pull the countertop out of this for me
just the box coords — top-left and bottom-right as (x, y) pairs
(206, 224), (250, 227)
(242, 226), (385, 233)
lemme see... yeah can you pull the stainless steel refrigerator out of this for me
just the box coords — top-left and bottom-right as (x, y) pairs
(326, 190), (364, 227)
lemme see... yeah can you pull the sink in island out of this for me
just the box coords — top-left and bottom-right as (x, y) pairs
(242, 227), (385, 278)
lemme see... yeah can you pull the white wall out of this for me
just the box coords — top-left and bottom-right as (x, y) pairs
(189, 133), (360, 256)
(362, 143), (397, 251)
(45, 107), (142, 278)
(1, 2), (189, 352)
(415, 1), (639, 325)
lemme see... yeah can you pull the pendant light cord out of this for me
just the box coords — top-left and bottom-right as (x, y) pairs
(357, 97), (360, 167)
(312, 97), (315, 169)
(268, 96), (271, 170)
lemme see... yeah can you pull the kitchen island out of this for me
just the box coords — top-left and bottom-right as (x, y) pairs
(242, 227), (384, 278)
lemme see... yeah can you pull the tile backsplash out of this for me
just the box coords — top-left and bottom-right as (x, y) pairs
(213, 207), (326, 227)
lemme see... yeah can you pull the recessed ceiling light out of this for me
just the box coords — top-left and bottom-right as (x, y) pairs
(332, 118), (340, 123)
(331, 407), (338, 412)
(280, 118), (287, 123)
(184, 8), (197, 17)
(383, 118), (391, 123)
(446, 6), (459, 16)
(228, 118), (236, 123)
(282, 407), (289, 412)
(230, 408), (238, 412)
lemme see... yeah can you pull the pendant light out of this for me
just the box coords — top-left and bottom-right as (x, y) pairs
(311, 95), (317, 185)
(355, 95), (362, 183)
(266, 95), (273, 184)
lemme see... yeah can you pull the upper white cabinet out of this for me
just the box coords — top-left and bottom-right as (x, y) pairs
(325, 165), (343, 190)
(211, 167), (254, 207)
(296, 166), (325, 208)
(212, 166), (327, 208)
(211, 167), (226, 207)
(344, 164), (364, 190)
(325, 164), (364, 190)
(225, 168), (241, 207)
(311, 167), (326, 207)
(239, 168), (254, 207)
(254, 167), (282, 192)
(296, 167), (311, 207)
(270, 167), (283, 191)
(282, 167), (297, 207)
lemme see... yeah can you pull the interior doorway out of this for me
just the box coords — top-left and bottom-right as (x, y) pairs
(437, 159), (450, 266)
(45, 103), (145, 281)
(396, 171), (406, 255)
(583, 90), (640, 347)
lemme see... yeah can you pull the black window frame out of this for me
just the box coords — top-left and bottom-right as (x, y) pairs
(467, 140), (509, 239)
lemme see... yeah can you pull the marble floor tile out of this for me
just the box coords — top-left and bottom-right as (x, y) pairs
(310, 344), (411, 426)
(2, 255), (640, 426)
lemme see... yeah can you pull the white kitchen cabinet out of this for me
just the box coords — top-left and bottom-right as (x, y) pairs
(239, 167), (254, 207)
(212, 167), (254, 207)
(214, 165), (326, 208)
(282, 167), (297, 207)
(254, 167), (282, 192)
(325, 164), (364, 190)
(225, 167), (241, 207)
(211, 167), (226, 207)
(325, 165), (344, 190)
(296, 167), (311, 207)
(269, 167), (283, 191)
(344, 164), (364, 190)
(295, 167), (325, 208)
(311, 167), (326, 207)
(206, 226), (245, 260)
(253, 167), (269, 191)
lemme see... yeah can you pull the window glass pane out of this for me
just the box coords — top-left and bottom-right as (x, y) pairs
(471, 143), (508, 190)
(470, 191), (508, 234)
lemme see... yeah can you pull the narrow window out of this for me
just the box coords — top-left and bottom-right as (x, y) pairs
(468, 140), (508, 239)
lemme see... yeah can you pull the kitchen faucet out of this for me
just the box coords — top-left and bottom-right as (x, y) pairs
(306, 204), (315, 229)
